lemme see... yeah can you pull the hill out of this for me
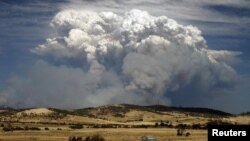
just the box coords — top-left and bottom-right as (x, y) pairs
(146, 105), (232, 116)
(0, 104), (249, 127)
(73, 104), (231, 118)
(16, 108), (54, 116)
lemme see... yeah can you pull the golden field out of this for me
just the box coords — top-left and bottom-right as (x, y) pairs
(0, 104), (249, 141)
(0, 128), (207, 141)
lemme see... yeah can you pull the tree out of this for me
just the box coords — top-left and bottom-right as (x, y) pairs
(155, 122), (159, 127)
(186, 132), (191, 137)
(177, 128), (185, 136)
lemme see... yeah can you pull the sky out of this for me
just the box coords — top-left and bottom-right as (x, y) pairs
(0, 0), (249, 114)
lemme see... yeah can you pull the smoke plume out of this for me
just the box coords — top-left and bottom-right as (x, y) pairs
(0, 9), (240, 108)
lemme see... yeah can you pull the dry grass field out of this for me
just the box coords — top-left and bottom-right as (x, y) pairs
(0, 128), (207, 141)
(0, 104), (249, 141)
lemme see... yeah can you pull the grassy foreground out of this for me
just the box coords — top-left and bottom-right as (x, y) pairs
(0, 128), (207, 141)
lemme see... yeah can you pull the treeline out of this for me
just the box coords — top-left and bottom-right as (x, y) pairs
(1, 119), (234, 132)
(68, 120), (232, 130)
(15, 112), (66, 119)
(1, 124), (41, 132)
(146, 105), (232, 117)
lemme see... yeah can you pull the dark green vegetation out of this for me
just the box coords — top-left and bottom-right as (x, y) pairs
(73, 104), (232, 118)
(68, 134), (106, 141)
(146, 105), (232, 117)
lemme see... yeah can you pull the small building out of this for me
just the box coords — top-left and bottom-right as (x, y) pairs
(141, 135), (156, 141)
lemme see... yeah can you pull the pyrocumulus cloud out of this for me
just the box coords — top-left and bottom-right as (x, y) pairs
(0, 9), (240, 108)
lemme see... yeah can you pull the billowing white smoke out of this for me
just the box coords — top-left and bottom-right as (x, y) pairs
(1, 9), (240, 108)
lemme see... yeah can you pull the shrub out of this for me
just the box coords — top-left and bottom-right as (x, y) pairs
(85, 136), (90, 141)
(176, 124), (188, 129)
(69, 124), (83, 129)
(85, 134), (105, 141)
(176, 128), (185, 136)
(44, 127), (49, 130)
(2, 124), (13, 132)
(25, 126), (29, 130)
(76, 137), (82, 141)
(207, 120), (232, 126)
(69, 136), (83, 141)
(69, 136), (77, 141)
(29, 127), (41, 130)
(3, 127), (12, 132)
(160, 122), (165, 127)
(186, 132), (191, 137)
(13, 126), (24, 130)
(155, 122), (159, 127)
(192, 123), (202, 129)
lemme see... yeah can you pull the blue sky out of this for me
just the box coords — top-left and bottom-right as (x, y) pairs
(0, 0), (61, 86)
(0, 0), (249, 113)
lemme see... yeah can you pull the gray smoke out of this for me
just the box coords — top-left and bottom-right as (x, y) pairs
(0, 9), (240, 108)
